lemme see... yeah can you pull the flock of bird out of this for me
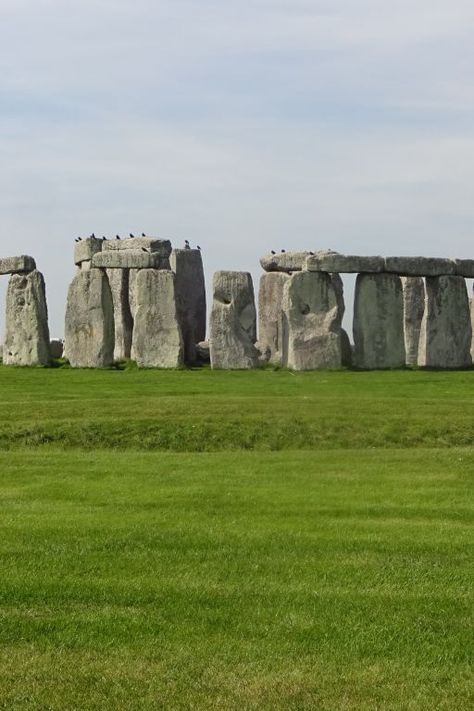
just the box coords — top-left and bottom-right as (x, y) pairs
(74, 234), (201, 250)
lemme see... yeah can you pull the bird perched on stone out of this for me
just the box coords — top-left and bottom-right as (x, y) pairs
(281, 249), (286, 253)
(75, 237), (81, 242)
(116, 235), (121, 240)
(102, 236), (107, 241)
(197, 245), (201, 250)
(141, 232), (146, 237)
(141, 247), (149, 253)
(130, 233), (135, 238)
(90, 233), (95, 239)
(184, 239), (191, 250)
(271, 250), (276, 254)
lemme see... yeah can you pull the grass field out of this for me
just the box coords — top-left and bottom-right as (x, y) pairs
(0, 367), (472, 709)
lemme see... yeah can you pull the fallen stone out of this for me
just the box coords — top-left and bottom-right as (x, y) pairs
(418, 276), (472, 368)
(260, 251), (314, 273)
(258, 272), (290, 365)
(306, 252), (384, 274)
(170, 249), (206, 364)
(453, 259), (474, 279)
(49, 339), (64, 359)
(210, 271), (259, 369)
(384, 256), (455, 277)
(3, 270), (50, 366)
(131, 269), (183, 368)
(402, 277), (425, 366)
(196, 340), (210, 364)
(64, 270), (115, 367)
(74, 238), (103, 265)
(0, 255), (36, 275)
(92, 250), (168, 269)
(103, 237), (172, 257)
(353, 273), (405, 369)
(106, 269), (133, 360)
(281, 271), (343, 370)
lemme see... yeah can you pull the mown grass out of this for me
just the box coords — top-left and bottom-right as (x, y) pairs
(0, 367), (472, 708)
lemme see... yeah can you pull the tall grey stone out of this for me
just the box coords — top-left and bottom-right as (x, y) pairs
(128, 269), (139, 322)
(471, 295), (474, 362)
(106, 269), (133, 361)
(402, 277), (425, 366)
(353, 273), (405, 369)
(170, 249), (206, 364)
(64, 270), (115, 367)
(258, 272), (290, 365)
(131, 269), (183, 368)
(418, 276), (472, 368)
(3, 270), (50, 366)
(210, 271), (259, 369)
(281, 271), (343, 370)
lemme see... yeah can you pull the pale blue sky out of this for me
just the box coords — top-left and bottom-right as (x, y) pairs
(1, 0), (474, 336)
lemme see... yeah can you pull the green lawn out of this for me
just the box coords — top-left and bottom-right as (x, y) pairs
(0, 368), (472, 709)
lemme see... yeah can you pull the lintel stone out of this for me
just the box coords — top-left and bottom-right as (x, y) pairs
(384, 256), (455, 277)
(0, 255), (36, 275)
(103, 237), (172, 257)
(306, 252), (384, 274)
(92, 250), (168, 269)
(74, 238), (103, 265)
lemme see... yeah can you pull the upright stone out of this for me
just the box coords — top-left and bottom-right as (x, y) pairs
(106, 269), (133, 360)
(3, 270), (50, 365)
(170, 249), (206, 365)
(131, 269), (183, 368)
(402, 277), (425, 366)
(353, 273), (405, 369)
(64, 270), (115, 367)
(210, 271), (259, 369)
(281, 271), (342, 370)
(258, 272), (290, 365)
(418, 276), (472, 368)
(471, 294), (474, 362)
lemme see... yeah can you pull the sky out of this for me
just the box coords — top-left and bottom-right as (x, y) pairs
(1, 0), (474, 337)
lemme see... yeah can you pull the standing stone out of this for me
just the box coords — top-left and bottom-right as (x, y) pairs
(170, 249), (206, 364)
(418, 276), (472, 368)
(106, 269), (133, 361)
(281, 271), (342, 370)
(258, 272), (290, 365)
(210, 271), (259, 369)
(64, 270), (115, 367)
(353, 273), (405, 369)
(128, 268), (139, 321)
(131, 269), (183, 368)
(402, 277), (425, 366)
(471, 295), (474, 362)
(3, 270), (50, 366)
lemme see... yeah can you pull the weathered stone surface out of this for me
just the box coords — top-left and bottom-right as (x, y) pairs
(330, 272), (345, 322)
(384, 256), (455, 277)
(74, 238), (102, 265)
(418, 276), (472, 368)
(0, 255), (36, 275)
(3, 270), (50, 365)
(260, 251), (314, 273)
(106, 269), (133, 360)
(131, 269), (183, 368)
(402, 277), (425, 366)
(453, 259), (474, 278)
(353, 273), (405, 369)
(281, 271), (342, 370)
(64, 270), (115, 367)
(341, 328), (352, 367)
(471, 296), (474, 361)
(210, 271), (259, 369)
(196, 340), (210, 364)
(49, 339), (64, 359)
(128, 269), (139, 321)
(306, 252), (384, 274)
(92, 250), (168, 270)
(258, 272), (290, 365)
(103, 237), (172, 256)
(170, 249), (206, 364)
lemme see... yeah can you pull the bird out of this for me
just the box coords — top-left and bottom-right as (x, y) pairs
(129, 233), (135, 238)
(309, 251), (314, 255)
(102, 236), (107, 241)
(74, 237), (80, 242)
(281, 249), (286, 253)
(116, 235), (121, 240)
(90, 233), (95, 239)
(197, 245), (201, 251)
(101, 236), (106, 240)
(141, 247), (149, 253)
(184, 239), (191, 250)
(271, 250), (276, 255)
(141, 232), (146, 237)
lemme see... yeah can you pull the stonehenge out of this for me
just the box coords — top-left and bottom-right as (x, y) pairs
(1, 244), (473, 371)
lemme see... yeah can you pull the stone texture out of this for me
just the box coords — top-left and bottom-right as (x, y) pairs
(170, 249), (206, 364)
(210, 271), (259, 369)
(106, 269), (133, 360)
(128, 269), (139, 321)
(453, 259), (474, 278)
(92, 250), (168, 269)
(196, 340), (210, 364)
(260, 251), (314, 273)
(353, 273), (405, 369)
(281, 271), (343, 370)
(384, 256), (455, 277)
(74, 238), (102, 265)
(418, 276), (472, 368)
(471, 296), (474, 362)
(3, 270), (50, 365)
(103, 237), (172, 257)
(49, 339), (64, 359)
(131, 269), (183, 368)
(341, 329), (352, 367)
(0, 255), (36, 275)
(258, 272), (290, 365)
(64, 270), (115, 367)
(402, 277), (425, 366)
(306, 252), (384, 274)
